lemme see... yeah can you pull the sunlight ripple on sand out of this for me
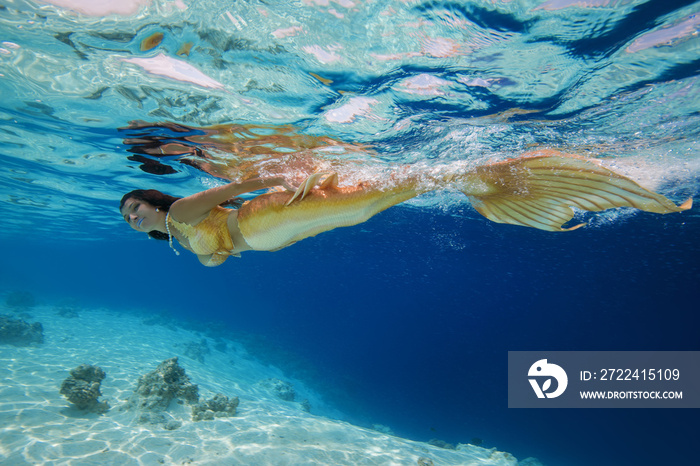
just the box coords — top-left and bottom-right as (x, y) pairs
(0, 305), (530, 465)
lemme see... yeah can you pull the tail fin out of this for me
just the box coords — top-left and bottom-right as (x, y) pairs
(459, 151), (692, 231)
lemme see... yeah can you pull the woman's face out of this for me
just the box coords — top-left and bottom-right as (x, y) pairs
(120, 197), (161, 232)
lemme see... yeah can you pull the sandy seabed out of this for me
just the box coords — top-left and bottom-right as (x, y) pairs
(0, 305), (538, 466)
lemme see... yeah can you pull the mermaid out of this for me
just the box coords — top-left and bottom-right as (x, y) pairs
(120, 149), (691, 267)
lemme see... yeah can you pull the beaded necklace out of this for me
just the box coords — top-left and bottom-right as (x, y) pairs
(164, 210), (180, 256)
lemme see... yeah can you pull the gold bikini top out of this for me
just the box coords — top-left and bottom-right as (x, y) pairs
(167, 207), (238, 265)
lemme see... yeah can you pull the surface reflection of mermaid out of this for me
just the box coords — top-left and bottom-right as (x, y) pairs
(119, 120), (366, 182)
(120, 124), (692, 267)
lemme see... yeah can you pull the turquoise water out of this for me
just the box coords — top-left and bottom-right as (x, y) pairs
(2, 1), (700, 465)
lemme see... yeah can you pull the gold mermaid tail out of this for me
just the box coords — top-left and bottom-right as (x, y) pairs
(236, 151), (691, 251)
(455, 150), (691, 231)
(237, 173), (419, 250)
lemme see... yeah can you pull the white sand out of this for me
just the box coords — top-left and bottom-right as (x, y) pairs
(0, 305), (534, 465)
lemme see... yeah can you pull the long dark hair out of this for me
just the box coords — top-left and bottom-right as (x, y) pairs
(120, 189), (181, 241)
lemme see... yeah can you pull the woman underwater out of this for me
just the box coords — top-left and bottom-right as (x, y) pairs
(120, 149), (692, 267)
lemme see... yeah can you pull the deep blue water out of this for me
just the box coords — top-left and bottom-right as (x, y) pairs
(3, 205), (698, 466)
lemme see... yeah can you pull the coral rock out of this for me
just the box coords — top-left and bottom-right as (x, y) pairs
(428, 439), (456, 450)
(128, 357), (199, 413)
(258, 378), (295, 401)
(192, 393), (239, 421)
(0, 315), (44, 346)
(59, 364), (109, 413)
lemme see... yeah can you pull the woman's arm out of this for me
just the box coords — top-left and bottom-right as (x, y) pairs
(171, 177), (289, 223)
